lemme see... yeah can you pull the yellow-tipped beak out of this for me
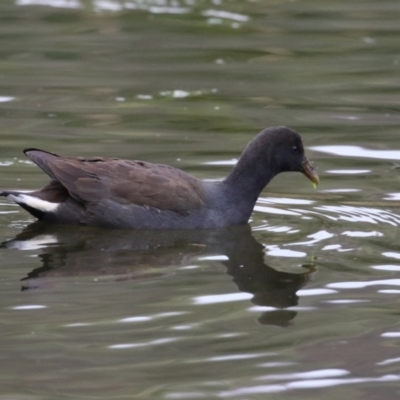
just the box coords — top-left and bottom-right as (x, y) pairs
(302, 158), (319, 187)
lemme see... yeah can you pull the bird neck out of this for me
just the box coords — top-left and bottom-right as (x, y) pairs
(223, 151), (277, 207)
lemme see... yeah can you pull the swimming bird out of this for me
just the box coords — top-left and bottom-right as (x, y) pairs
(0, 126), (319, 229)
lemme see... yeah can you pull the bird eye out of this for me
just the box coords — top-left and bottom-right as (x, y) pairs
(292, 145), (298, 151)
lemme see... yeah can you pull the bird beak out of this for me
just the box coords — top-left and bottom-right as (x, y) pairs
(301, 157), (319, 187)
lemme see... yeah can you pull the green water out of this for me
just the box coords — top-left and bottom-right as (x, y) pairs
(1, 0), (400, 398)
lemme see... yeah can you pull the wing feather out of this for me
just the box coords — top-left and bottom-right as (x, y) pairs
(24, 149), (206, 213)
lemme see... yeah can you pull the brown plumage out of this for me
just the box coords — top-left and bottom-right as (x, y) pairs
(0, 127), (319, 229)
(27, 150), (206, 213)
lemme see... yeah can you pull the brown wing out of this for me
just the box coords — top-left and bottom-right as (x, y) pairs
(24, 149), (206, 213)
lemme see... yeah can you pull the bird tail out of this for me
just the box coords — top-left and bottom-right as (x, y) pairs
(0, 190), (21, 197)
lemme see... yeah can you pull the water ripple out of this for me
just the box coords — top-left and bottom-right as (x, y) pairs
(11, 305), (47, 310)
(327, 279), (400, 289)
(202, 353), (271, 362)
(256, 369), (349, 381)
(201, 9), (249, 22)
(217, 374), (400, 397)
(193, 292), (252, 305)
(327, 169), (370, 175)
(16, 0), (81, 8)
(372, 265), (400, 271)
(381, 332), (400, 338)
(297, 289), (337, 296)
(311, 145), (400, 161)
(290, 230), (334, 246)
(265, 247), (307, 258)
(313, 206), (400, 226)
(0, 96), (15, 103)
(109, 337), (180, 349)
(254, 206), (301, 216)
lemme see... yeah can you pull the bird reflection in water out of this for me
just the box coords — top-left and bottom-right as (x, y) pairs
(2, 223), (316, 326)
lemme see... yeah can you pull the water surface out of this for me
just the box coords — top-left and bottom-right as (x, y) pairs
(1, 0), (400, 399)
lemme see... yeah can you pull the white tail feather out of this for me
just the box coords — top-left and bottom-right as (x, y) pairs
(7, 194), (60, 212)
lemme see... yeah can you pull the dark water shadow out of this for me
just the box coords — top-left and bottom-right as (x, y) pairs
(2, 222), (316, 326)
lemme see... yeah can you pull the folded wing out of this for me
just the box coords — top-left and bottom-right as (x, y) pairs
(24, 149), (206, 213)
